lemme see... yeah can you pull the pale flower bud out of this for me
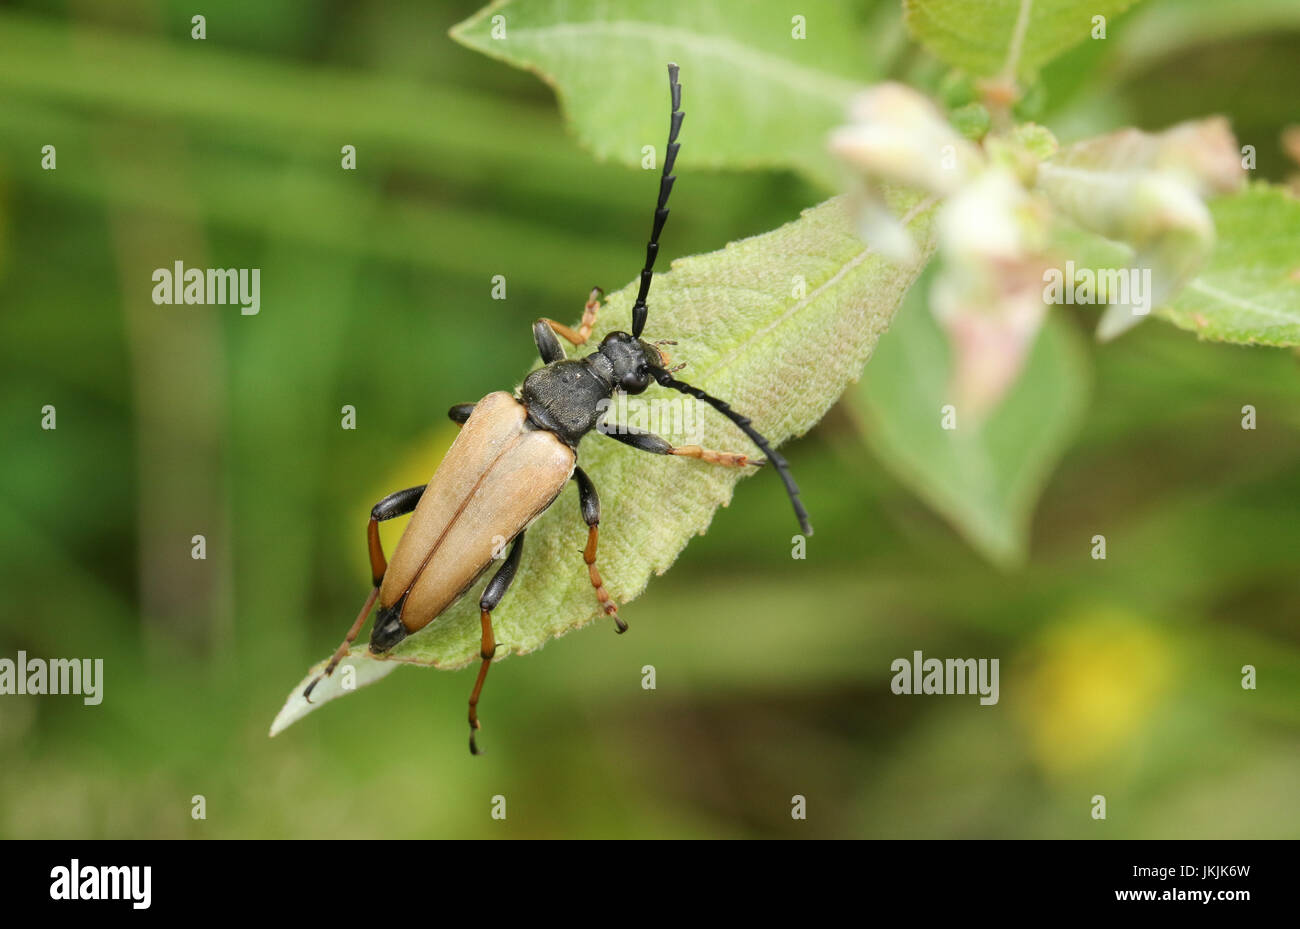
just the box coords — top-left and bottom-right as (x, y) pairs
(932, 169), (1051, 419)
(829, 83), (983, 197)
(1036, 118), (1238, 339)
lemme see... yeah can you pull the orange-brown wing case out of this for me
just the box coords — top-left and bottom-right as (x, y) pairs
(379, 391), (575, 634)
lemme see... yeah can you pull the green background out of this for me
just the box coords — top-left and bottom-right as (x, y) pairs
(1, 0), (1297, 838)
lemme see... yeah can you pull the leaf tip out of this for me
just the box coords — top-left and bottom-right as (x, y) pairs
(270, 653), (402, 736)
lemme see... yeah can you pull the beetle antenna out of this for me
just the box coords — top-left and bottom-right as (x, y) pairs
(652, 369), (813, 536)
(631, 63), (684, 339)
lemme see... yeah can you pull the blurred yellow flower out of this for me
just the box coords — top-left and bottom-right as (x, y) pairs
(353, 424), (459, 583)
(1016, 609), (1176, 774)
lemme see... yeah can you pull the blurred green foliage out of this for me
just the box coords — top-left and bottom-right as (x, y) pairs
(1, 0), (1297, 838)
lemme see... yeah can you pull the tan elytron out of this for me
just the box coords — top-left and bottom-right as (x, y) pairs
(379, 391), (575, 634)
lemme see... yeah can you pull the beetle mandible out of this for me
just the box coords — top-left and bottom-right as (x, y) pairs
(303, 64), (812, 753)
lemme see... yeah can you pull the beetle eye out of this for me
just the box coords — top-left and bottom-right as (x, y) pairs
(620, 370), (649, 393)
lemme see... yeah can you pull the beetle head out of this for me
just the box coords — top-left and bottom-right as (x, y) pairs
(597, 331), (663, 395)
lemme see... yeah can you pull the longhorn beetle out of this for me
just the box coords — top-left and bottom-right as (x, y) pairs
(304, 64), (812, 753)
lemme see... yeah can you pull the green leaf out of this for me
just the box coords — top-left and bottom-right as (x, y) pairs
(271, 192), (940, 735)
(950, 102), (992, 140)
(851, 271), (1090, 568)
(1158, 184), (1300, 346)
(904, 0), (1142, 80)
(449, 0), (877, 188)
(270, 656), (401, 737)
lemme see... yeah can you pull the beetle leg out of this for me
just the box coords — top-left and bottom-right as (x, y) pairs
(572, 467), (626, 634)
(469, 529), (525, 755)
(532, 319), (566, 364)
(302, 484), (426, 702)
(603, 427), (766, 468)
(579, 286), (603, 340)
(366, 485), (426, 585)
(541, 286), (603, 347)
(448, 403), (475, 425)
(668, 445), (765, 468)
(303, 588), (379, 702)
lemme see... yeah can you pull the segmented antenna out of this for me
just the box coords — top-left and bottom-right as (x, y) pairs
(631, 63), (684, 339)
(653, 370), (814, 536)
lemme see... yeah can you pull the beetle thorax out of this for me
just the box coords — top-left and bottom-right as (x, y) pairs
(519, 332), (664, 447)
(520, 360), (612, 446)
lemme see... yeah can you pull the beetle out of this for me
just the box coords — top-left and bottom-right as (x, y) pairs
(303, 64), (812, 753)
